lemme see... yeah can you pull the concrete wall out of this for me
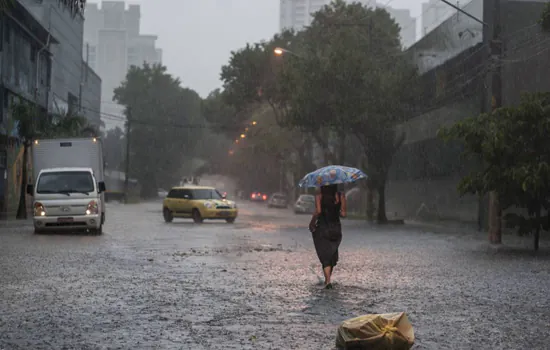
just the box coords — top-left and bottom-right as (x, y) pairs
(384, 0), (550, 225)
(81, 62), (102, 127)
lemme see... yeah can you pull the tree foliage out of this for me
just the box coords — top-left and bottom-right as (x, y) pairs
(1, 0), (86, 16)
(539, 1), (550, 32)
(439, 92), (550, 251)
(113, 63), (204, 198)
(275, 0), (418, 222)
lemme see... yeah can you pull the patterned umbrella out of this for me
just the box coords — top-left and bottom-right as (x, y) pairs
(298, 165), (367, 188)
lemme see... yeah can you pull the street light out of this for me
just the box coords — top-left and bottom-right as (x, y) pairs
(252, 121), (257, 125)
(229, 150), (234, 155)
(240, 134), (246, 139)
(273, 47), (301, 58)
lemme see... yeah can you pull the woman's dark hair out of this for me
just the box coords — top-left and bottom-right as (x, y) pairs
(320, 184), (338, 197)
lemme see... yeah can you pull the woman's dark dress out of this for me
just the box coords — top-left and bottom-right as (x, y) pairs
(312, 193), (342, 268)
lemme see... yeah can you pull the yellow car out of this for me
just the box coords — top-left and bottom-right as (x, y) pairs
(162, 186), (238, 223)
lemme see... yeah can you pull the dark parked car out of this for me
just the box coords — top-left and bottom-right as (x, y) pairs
(267, 192), (288, 208)
(250, 191), (268, 202)
(294, 194), (315, 214)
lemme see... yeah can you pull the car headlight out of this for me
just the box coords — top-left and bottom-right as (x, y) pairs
(34, 202), (46, 216)
(86, 200), (99, 215)
(204, 202), (213, 209)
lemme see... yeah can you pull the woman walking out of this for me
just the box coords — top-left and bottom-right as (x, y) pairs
(310, 184), (347, 289)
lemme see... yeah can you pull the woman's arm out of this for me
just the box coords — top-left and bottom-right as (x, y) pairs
(315, 194), (322, 216)
(340, 193), (347, 217)
(309, 194), (322, 233)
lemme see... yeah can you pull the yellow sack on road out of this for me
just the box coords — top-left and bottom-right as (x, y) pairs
(335, 312), (415, 349)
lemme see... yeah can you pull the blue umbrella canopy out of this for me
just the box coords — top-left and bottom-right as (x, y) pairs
(298, 165), (367, 188)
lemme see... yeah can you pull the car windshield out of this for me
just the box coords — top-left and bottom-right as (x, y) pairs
(300, 195), (315, 202)
(192, 189), (222, 200)
(37, 171), (95, 194)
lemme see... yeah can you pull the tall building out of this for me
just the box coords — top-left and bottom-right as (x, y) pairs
(19, 0), (102, 127)
(381, 6), (416, 48)
(421, 0), (456, 36)
(279, 0), (416, 47)
(83, 1), (162, 130)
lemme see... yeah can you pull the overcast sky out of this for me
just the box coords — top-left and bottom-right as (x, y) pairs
(136, 0), (429, 97)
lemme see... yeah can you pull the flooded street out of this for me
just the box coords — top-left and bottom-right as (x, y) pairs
(1, 201), (550, 349)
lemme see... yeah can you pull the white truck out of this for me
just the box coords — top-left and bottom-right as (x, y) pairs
(26, 137), (106, 235)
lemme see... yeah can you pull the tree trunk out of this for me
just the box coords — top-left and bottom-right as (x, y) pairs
(338, 130), (346, 165)
(534, 208), (541, 252)
(488, 191), (502, 244)
(16, 143), (29, 219)
(366, 181), (375, 222)
(376, 182), (388, 224)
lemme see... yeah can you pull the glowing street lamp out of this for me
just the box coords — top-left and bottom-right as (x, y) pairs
(252, 121), (257, 125)
(240, 134), (246, 139)
(228, 150), (234, 155)
(273, 47), (301, 58)
(235, 139), (239, 144)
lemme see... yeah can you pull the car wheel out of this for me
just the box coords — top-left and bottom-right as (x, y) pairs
(34, 228), (45, 234)
(163, 208), (173, 223)
(192, 209), (203, 223)
(226, 218), (235, 223)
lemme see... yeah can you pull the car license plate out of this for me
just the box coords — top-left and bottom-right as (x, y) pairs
(57, 217), (74, 223)
(218, 211), (230, 217)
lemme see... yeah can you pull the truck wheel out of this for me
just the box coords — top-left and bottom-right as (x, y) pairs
(192, 209), (203, 224)
(163, 208), (173, 223)
(226, 218), (235, 223)
(92, 225), (103, 235)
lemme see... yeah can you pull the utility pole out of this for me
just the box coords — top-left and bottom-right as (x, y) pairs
(484, 0), (502, 244)
(124, 107), (131, 203)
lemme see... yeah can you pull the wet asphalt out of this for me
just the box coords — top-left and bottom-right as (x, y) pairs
(1, 200), (550, 350)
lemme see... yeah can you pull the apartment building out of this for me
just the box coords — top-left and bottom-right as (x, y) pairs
(83, 1), (162, 130)
(19, 0), (102, 127)
(279, 0), (416, 47)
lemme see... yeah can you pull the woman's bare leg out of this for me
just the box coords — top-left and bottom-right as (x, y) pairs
(323, 266), (331, 285)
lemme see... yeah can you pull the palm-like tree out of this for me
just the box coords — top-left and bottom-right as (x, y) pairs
(0, 0), (86, 16)
(11, 102), (98, 219)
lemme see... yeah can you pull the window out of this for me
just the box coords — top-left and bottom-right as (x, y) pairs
(191, 189), (222, 200)
(181, 189), (193, 199)
(37, 171), (95, 194)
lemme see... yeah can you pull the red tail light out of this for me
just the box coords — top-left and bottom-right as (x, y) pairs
(251, 193), (256, 199)
(262, 195), (267, 200)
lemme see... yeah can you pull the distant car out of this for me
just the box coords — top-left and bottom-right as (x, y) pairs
(162, 185), (238, 224)
(250, 191), (268, 202)
(267, 192), (288, 208)
(294, 194), (316, 214)
(158, 188), (168, 198)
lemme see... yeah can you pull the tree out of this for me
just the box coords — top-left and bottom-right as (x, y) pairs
(113, 63), (204, 198)
(11, 102), (96, 219)
(539, 2), (550, 32)
(103, 126), (125, 171)
(1, 0), (86, 15)
(276, 0), (418, 223)
(439, 92), (550, 251)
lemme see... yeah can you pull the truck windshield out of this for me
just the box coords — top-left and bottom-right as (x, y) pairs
(37, 171), (95, 194)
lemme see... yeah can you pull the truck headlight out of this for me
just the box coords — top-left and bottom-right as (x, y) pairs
(34, 202), (45, 216)
(86, 200), (98, 215)
(204, 201), (213, 209)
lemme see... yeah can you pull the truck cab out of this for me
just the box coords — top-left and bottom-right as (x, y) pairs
(27, 137), (106, 235)
(27, 167), (106, 234)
